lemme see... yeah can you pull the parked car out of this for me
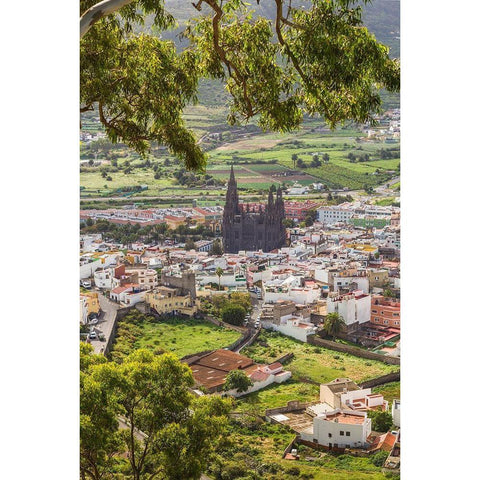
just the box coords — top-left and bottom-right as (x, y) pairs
(88, 331), (97, 340)
(81, 280), (92, 289)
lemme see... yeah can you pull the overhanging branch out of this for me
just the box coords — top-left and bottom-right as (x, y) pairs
(80, 0), (136, 39)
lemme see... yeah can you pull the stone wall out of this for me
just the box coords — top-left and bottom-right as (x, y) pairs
(307, 336), (400, 366)
(359, 372), (400, 389)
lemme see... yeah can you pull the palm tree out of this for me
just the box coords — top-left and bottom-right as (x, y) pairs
(324, 312), (346, 342)
(291, 153), (298, 170)
(215, 267), (224, 291)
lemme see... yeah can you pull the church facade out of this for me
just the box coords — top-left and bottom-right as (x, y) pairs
(222, 166), (287, 253)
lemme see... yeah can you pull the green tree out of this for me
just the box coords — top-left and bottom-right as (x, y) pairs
(304, 209), (317, 227)
(229, 292), (252, 313)
(223, 369), (253, 394)
(215, 267), (224, 291)
(209, 239), (223, 256)
(368, 410), (394, 433)
(322, 153), (330, 163)
(185, 238), (196, 250)
(291, 153), (298, 169)
(283, 218), (295, 228)
(80, 347), (232, 480)
(81, 1), (398, 171)
(323, 312), (346, 341)
(221, 303), (246, 326)
(383, 288), (394, 299)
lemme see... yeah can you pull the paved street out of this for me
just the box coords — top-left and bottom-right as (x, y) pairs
(89, 292), (120, 354)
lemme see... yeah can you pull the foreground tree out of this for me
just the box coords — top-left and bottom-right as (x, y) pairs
(323, 312), (347, 341)
(223, 369), (254, 394)
(80, 0), (399, 171)
(80, 345), (232, 480)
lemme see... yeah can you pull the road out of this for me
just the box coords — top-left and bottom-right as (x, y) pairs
(89, 292), (120, 355)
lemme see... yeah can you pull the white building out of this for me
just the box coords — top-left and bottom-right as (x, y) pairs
(264, 284), (321, 305)
(392, 399), (400, 428)
(94, 267), (114, 289)
(300, 409), (371, 449)
(225, 363), (292, 398)
(331, 275), (369, 294)
(327, 290), (371, 327)
(317, 204), (354, 224)
(80, 252), (121, 280)
(80, 297), (89, 325)
(263, 315), (317, 342)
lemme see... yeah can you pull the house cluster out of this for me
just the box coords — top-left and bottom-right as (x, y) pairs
(80, 199), (400, 351)
(267, 378), (399, 454)
(317, 202), (400, 229)
(80, 205), (223, 233)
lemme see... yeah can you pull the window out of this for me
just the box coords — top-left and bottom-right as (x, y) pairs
(372, 309), (377, 313)
(340, 431), (344, 436)
(346, 432), (350, 436)
(384, 320), (389, 324)
(328, 433), (332, 438)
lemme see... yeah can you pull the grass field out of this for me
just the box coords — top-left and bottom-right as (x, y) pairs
(244, 331), (398, 384)
(237, 331), (399, 412)
(110, 313), (241, 361)
(373, 381), (400, 404)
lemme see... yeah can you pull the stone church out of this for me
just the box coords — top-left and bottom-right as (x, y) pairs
(222, 166), (287, 253)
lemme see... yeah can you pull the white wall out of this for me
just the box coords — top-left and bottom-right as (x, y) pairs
(307, 410), (370, 448)
(226, 370), (292, 398)
(340, 388), (372, 406)
(392, 400), (400, 428)
(80, 253), (119, 279)
(327, 294), (371, 326)
(264, 319), (317, 342)
(121, 290), (146, 306)
(94, 268), (114, 289)
(332, 276), (369, 294)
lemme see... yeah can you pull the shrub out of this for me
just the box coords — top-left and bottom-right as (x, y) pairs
(286, 466), (300, 476)
(371, 450), (389, 467)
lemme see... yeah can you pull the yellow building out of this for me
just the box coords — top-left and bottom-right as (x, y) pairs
(80, 291), (101, 316)
(145, 286), (197, 316)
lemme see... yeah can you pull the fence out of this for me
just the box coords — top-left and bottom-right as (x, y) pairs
(307, 336), (400, 366)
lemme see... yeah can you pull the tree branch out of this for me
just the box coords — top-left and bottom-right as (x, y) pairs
(80, 0), (136, 39)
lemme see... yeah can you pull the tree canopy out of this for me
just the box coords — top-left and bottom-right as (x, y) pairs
(80, 344), (232, 480)
(223, 369), (254, 393)
(221, 303), (246, 326)
(323, 311), (346, 341)
(80, 0), (400, 171)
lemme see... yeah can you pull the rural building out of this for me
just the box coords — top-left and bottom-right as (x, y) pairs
(186, 349), (291, 395)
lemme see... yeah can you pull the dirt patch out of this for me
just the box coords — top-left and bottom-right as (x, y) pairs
(216, 137), (285, 152)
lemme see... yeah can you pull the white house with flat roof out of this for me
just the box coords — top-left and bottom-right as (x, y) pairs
(327, 290), (371, 327)
(300, 409), (371, 449)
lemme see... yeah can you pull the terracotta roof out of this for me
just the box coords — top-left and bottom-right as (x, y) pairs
(324, 412), (366, 425)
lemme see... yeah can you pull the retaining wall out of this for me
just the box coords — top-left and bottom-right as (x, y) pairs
(307, 336), (400, 366)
